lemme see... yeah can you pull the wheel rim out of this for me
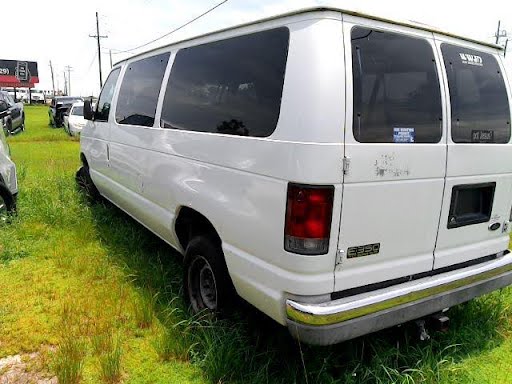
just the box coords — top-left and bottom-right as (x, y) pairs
(188, 255), (218, 311)
(0, 194), (8, 222)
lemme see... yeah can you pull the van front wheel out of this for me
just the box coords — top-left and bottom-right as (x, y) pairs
(184, 236), (234, 314)
(75, 166), (100, 201)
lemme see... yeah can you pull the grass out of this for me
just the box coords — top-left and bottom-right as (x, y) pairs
(1, 105), (512, 383)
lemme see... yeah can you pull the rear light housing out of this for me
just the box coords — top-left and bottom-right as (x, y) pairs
(284, 183), (334, 255)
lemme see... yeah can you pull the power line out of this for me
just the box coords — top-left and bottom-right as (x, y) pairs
(111, 0), (229, 55)
(85, 51), (98, 75)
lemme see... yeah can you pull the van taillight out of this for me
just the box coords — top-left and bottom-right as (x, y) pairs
(284, 183), (334, 255)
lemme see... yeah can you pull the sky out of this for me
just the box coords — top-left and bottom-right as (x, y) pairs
(3, 0), (511, 96)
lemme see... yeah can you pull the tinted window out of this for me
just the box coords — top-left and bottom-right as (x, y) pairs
(95, 68), (120, 121)
(441, 44), (510, 143)
(71, 106), (84, 116)
(161, 28), (289, 137)
(352, 27), (442, 143)
(115, 53), (169, 127)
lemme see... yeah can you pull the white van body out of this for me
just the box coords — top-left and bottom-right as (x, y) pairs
(80, 7), (512, 345)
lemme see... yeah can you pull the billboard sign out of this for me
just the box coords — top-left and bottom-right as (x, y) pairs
(0, 60), (39, 87)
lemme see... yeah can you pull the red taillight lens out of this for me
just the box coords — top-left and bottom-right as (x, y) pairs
(284, 183), (334, 255)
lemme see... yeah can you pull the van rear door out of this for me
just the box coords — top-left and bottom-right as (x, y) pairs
(335, 16), (447, 291)
(432, 37), (512, 269)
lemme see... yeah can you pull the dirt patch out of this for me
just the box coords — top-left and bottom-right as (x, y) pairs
(0, 353), (56, 384)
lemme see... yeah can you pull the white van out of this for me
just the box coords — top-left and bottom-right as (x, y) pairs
(79, 7), (512, 345)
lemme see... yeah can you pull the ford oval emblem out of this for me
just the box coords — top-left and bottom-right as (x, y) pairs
(489, 222), (501, 231)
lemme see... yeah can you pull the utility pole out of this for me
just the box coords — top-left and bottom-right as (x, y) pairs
(89, 11), (108, 89)
(49, 60), (55, 97)
(64, 65), (73, 95)
(63, 71), (68, 96)
(109, 49), (113, 68)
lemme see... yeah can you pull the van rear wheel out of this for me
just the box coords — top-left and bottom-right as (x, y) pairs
(184, 236), (234, 314)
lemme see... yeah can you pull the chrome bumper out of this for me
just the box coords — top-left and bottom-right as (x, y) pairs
(286, 251), (512, 345)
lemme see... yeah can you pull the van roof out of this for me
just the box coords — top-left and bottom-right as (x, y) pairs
(115, 6), (502, 66)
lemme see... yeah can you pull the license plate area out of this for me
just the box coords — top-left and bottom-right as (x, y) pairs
(448, 183), (496, 229)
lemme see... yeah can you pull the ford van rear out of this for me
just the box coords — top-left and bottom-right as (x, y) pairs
(79, 7), (512, 346)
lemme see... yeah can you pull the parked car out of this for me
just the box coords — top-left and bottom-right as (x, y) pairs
(63, 102), (87, 136)
(30, 89), (45, 104)
(48, 96), (83, 128)
(79, 7), (512, 345)
(0, 91), (24, 135)
(0, 100), (18, 219)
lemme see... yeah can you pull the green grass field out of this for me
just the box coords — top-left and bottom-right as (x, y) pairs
(2, 105), (512, 383)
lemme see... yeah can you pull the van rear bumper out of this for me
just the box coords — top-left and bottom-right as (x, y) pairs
(286, 250), (512, 345)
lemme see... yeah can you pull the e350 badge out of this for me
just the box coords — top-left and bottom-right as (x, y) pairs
(347, 243), (380, 259)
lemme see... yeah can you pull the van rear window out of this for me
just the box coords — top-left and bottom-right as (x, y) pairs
(160, 28), (289, 137)
(441, 44), (511, 143)
(351, 27), (442, 143)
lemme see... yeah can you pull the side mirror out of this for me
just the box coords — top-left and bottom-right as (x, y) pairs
(83, 98), (94, 121)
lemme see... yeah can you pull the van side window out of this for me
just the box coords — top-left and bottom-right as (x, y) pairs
(441, 44), (511, 143)
(115, 53), (170, 127)
(160, 27), (289, 137)
(352, 27), (442, 143)
(95, 68), (121, 122)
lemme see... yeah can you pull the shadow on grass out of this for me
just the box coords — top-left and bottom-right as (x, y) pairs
(86, 196), (511, 384)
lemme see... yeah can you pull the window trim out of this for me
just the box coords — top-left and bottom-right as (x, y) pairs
(349, 25), (444, 144)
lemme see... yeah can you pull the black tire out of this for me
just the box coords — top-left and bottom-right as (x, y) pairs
(184, 236), (235, 314)
(6, 120), (12, 134)
(0, 183), (15, 222)
(21, 113), (25, 131)
(75, 165), (100, 201)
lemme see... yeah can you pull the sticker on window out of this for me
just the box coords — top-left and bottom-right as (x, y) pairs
(471, 130), (494, 143)
(459, 53), (483, 66)
(393, 127), (415, 143)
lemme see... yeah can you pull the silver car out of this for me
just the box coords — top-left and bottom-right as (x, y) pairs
(0, 102), (18, 219)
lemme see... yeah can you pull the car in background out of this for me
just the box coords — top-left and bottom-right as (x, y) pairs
(63, 102), (87, 136)
(30, 89), (45, 104)
(48, 96), (83, 128)
(1, 88), (26, 103)
(0, 91), (25, 135)
(0, 100), (18, 219)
